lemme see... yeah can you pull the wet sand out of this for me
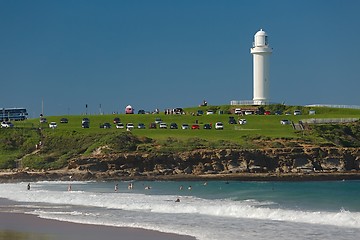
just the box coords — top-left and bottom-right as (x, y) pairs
(0, 199), (195, 240)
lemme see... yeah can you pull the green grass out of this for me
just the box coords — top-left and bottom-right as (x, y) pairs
(11, 105), (360, 141)
(16, 105), (360, 144)
(1, 105), (360, 169)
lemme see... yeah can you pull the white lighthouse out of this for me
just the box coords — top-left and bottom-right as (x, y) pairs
(250, 29), (272, 105)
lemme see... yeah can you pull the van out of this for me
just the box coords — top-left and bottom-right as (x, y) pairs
(234, 108), (242, 114)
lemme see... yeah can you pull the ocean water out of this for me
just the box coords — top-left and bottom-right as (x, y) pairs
(0, 180), (360, 240)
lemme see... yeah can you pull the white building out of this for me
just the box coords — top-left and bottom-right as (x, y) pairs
(250, 29), (272, 105)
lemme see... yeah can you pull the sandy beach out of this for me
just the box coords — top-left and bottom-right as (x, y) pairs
(0, 199), (195, 240)
(0, 212), (196, 240)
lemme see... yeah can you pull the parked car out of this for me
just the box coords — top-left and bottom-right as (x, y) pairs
(49, 122), (57, 129)
(138, 110), (145, 114)
(159, 122), (167, 129)
(173, 108), (184, 114)
(60, 118), (68, 123)
(40, 118), (47, 123)
(155, 118), (162, 124)
(239, 119), (247, 125)
(203, 123), (212, 129)
(197, 110), (203, 116)
(294, 110), (302, 115)
(280, 119), (291, 125)
(100, 123), (111, 129)
(264, 111), (271, 115)
(181, 124), (189, 130)
(170, 123), (178, 129)
(234, 108), (242, 115)
(116, 123), (124, 129)
(206, 110), (214, 115)
(229, 116), (237, 124)
(82, 122), (89, 128)
(82, 118), (90, 124)
(244, 111), (253, 115)
(1, 121), (14, 128)
(113, 117), (121, 124)
(126, 123), (134, 130)
(191, 124), (200, 129)
(138, 123), (146, 129)
(215, 122), (224, 130)
(149, 122), (157, 129)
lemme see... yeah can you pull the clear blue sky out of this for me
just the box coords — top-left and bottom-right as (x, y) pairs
(1, 0), (359, 117)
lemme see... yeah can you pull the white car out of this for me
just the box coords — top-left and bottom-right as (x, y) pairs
(280, 119), (291, 125)
(206, 110), (214, 115)
(49, 122), (57, 129)
(294, 110), (302, 115)
(1, 121), (14, 128)
(181, 124), (189, 129)
(239, 119), (247, 125)
(116, 123), (124, 129)
(244, 111), (253, 115)
(234, 108), (242, 114)
(159, 122), (167, 129)
(215, 122), (224, 130)
(126, 123), (134, 130)
(155, 118), (162, 124)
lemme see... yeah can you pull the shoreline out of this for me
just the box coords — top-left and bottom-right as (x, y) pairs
(1, 169), (360, 183)
(0, 199), (196, 240)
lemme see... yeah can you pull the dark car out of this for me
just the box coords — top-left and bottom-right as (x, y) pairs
(173, 108), (184, 114)
(203, 123), (212, 129)
(100, 123), (111, 129)
(60, 118), (68, 123)
(82, 118), (90, 124)
(170, 123), (178, 129)
(40, 117), (47, 123)
(138, 110), (145, 114)
(138, 123), (146, 129)
(113, 117), (121, 124)
(82, 122), (90, 128)
(228, 116), (237, 124)
(196, 110), (204, 116)
(149, 122), (157, 129)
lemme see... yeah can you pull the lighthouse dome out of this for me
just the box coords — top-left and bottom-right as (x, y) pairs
(254, 29), (269, 47)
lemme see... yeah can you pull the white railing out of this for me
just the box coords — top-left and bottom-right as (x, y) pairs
(230, 100), (276, 106)
(301, 118), (359, 124)
(305, 104), (360, 109)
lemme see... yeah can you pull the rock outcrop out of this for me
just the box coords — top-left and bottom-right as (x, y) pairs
(67, 147), (360, 177)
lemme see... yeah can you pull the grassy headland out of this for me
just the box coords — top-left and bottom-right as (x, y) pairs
(1, 105), (360, 171)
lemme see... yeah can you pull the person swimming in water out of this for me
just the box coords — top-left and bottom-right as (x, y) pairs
(27, 183), (30, 190)
(115, 184), (118, 192)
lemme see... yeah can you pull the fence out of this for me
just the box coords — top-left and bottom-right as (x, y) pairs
(305, 104), (360, 109)
(301, 118), (359, 124)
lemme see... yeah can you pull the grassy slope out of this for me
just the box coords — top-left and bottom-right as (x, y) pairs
(1, 105), (360, 169)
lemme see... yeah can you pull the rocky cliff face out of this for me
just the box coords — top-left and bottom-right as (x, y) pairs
(67, 147), (360, 177)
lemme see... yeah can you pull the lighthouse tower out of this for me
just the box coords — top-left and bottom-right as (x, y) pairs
(250, 29), (272, 105)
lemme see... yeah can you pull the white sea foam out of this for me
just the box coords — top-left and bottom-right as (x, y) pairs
(1, 182), (359, 229)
